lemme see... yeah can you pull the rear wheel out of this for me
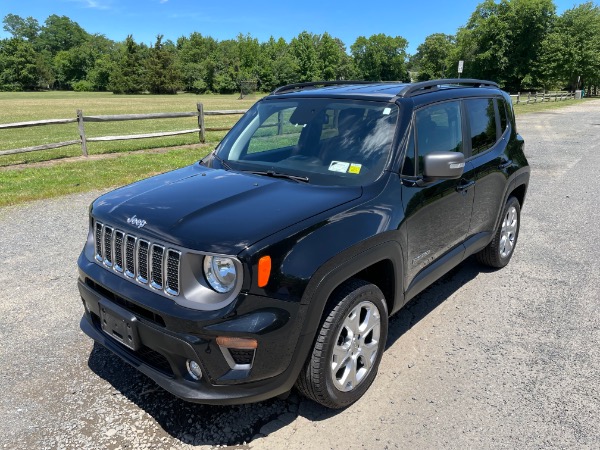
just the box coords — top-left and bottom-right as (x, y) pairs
(296, 279), (388, 409)
(476, 196), (521, 268)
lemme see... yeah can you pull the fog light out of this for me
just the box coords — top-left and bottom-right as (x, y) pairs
(186, 360), (203, 380)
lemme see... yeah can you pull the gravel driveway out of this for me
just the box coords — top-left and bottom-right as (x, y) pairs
(1, 100), (599, 450)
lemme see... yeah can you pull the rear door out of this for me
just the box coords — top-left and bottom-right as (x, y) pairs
(463, 97), (510, 237)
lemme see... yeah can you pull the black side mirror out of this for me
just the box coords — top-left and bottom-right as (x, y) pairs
(423, 152), (465, 181)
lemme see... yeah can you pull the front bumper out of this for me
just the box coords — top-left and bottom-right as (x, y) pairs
(78, 254), (308, 405)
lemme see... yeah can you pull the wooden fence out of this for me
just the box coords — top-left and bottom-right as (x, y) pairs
(0, 103), (247, 157)
(510, 91), (576, 105)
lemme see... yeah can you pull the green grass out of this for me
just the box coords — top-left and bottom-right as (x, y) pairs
(0, 91), (261, 166)
(513, 97), (594, 115)
(0, 146), (210, 207)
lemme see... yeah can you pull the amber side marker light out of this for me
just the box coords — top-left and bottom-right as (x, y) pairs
(216, 336), (258, 350)
(257, 255), (271, 288)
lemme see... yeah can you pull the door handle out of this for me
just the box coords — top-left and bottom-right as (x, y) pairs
(498, 160), (513, 170)
(456, 180), (475, 192)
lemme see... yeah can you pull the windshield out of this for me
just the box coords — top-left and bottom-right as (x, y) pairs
(215, 98), (399, 186)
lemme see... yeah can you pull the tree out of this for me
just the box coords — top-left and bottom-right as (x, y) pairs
(36, 15), (88, 55)
(146, 35), (181, 94)
(0, 38), (39, 90)
(317, 33), (355, 80)
(109, 35), (146, 94)
(258, 37), (298, 91)
(2, 14), (40, 41)
(351, 34), (409, 81)
(177, 32), (218, 93)
(538, 2), (600, 90)
(411, 33), (456, 81)
(290, 31), (321, 82)
(452, 0), (556, 91)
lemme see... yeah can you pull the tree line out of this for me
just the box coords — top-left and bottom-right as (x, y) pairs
(1, 0), (599, 95)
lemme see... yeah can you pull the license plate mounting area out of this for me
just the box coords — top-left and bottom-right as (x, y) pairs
(99, 298), (141, 351)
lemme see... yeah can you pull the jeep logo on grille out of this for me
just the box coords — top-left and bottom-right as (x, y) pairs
(127, 215), (147, 229)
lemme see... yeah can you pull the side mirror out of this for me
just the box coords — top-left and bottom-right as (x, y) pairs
(423, 152), (465, 181)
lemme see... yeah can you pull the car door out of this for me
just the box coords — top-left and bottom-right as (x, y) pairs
(463, 97), (509, 238)
(402, 100), (476, 289)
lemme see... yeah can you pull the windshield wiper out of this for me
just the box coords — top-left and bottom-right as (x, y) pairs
(211, 152), (232, 170)
(245, 170), (310, 183)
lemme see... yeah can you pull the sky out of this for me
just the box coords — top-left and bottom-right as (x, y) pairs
(0, 0), (583, 54)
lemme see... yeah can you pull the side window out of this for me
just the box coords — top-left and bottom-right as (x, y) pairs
(497, 99), (508, 134)
(247, 107), (302, 154)
(415, 101), (462, 175)
(465, 98), (497, 156)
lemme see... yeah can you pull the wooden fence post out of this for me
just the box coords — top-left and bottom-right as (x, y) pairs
(517, 92), (520, 104)
(197, 103), (205, 143)
(77, 109), (88, 156)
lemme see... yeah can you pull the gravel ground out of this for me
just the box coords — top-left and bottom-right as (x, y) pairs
(1, 100), (599, 450)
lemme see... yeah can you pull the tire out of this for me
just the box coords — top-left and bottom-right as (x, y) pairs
(476, 196), (521, 268)
(296, 279), (388, 409)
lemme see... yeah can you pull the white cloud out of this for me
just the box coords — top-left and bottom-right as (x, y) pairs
(67, 0), (112, 10)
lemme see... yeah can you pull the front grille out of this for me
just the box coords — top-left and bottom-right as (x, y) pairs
(103, 227), (113, 267)
(94, 221), (181, 296)
(114, 231), (124, 273)
(137, 240), (149, 284)
(125, 235), (136, 278)
(150, 245), (164, 290)
(165, 250), (181, 296)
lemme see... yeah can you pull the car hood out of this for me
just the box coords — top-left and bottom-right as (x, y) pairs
(91, 164), (362, 254)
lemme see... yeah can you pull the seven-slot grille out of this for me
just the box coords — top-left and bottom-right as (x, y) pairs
(94, 221), (181, 296)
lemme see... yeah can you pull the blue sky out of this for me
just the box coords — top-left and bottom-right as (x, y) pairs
(0, 0), (582, 54)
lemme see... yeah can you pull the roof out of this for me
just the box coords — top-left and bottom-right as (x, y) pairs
(269, 79), (501, 102)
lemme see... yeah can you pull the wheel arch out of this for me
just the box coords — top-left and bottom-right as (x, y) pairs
(297, 239), (404, 348)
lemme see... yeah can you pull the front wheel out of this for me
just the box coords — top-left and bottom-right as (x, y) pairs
(476, 196), (521, 268)
(296, 279), (388, 409)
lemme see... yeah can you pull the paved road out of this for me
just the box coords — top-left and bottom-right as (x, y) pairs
(1, 100), (599, 450)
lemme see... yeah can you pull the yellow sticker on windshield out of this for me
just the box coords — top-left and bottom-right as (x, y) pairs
(348, 163), (362, 174)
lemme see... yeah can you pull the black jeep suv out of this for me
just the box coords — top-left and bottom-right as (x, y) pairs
(78, 79), (529, 409)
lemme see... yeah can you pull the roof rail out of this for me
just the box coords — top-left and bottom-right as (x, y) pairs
(272, 80), (393, 95)
(396, 79), (499, 98)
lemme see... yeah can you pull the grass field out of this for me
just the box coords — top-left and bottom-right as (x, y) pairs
(0, 91), (592, 207)
(0, 91), (261, 167)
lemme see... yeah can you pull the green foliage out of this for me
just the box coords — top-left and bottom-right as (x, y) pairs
(36, 14), (89, 55)
(108, 35), (146, 94)
(177, 33), (218, 93)
(258, 37), (299, 92)
(290, 31), (321, 82)
(411, 34), (456, 81)
(146, 35), (182, 94)
(351, 34), (409, 81)
(538, 2), (600, 90)
(453, 0), (556, 91)
(3, 14), (40, 41)
(2, 4), (600, 96)
(0, 38), (39, 90)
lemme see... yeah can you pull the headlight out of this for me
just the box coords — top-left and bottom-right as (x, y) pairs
(203, 256), (237, 293)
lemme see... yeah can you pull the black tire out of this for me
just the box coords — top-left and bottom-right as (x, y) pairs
(296, 279), (388, 409)
(476, 196), (521, 268)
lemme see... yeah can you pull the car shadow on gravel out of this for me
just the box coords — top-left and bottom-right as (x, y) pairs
(86, 257), (485, 447)
(385, 257), (485, 350)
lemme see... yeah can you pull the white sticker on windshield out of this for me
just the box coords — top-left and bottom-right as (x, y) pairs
(329, 161), (350, 173)
(383, 107), (392, 115)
